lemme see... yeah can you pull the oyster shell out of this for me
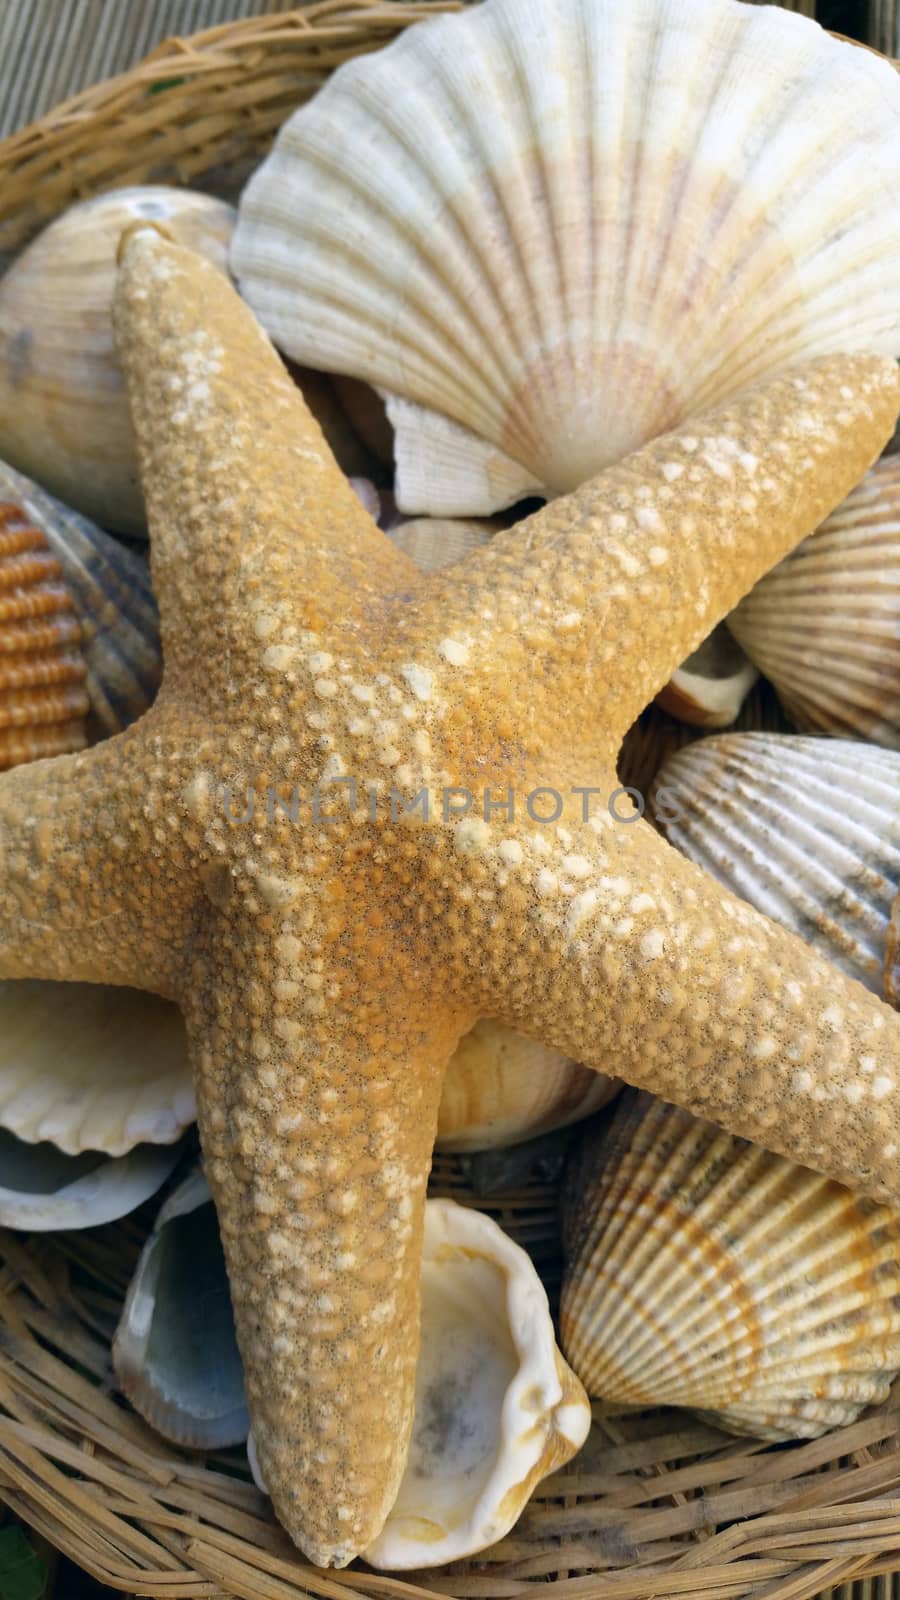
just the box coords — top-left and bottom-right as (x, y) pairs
(0, 498), (88, 767)
(654, 732), (900, 1002)
(113, 1167), (248, 1449)
(0, 187), (235, 534)
(251, 1197), (590, 1567)
(437, 1019), (617, 1151)
(561, 1090), (900, 1440)
(0, 980), (193, 1156)
(233, 0), (900, 515)
(0, 462), (160, 735)
(729, 454), (900, 748)
(0, 1127), (181, 1231)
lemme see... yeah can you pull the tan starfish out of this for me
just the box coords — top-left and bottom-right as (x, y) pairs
(2, 227), (899, 1567)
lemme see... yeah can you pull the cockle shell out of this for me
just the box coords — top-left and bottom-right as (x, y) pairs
(0, 499), (88, 768)
(232, 0), (900, 516)
(729, 454), (900, 747)
(561, 1090), (900, 1440)
(437, 1020), (617, 1151)
(0, 980), (193, 1155)
(617, 680), (790, 807)
(0, 462), (160, 735)
(113, 1166), (248, 1449)
(251, 1197), (590, 1568)
(0, 1128), (182, 1231)
(656, 625), (759, 729)
(654, 733), (900, 1003)
(0, 187), (235, 534)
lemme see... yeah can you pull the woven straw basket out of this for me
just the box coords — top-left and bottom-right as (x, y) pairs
(1, 5), (900, 1598)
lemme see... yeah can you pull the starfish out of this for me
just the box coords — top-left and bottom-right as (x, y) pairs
(2, 227), (900, 1567)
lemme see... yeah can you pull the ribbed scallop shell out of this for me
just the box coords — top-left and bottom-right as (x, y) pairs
(0, 461), (160, 735)
(617, 680), (790, 805)
(232, 0), (900, 516)
(729, 454), (900, 747)
(0, 501), (88, 768)
(561, 1091), (900, 1440)
(0, 187), (235, 534)
(655, 733), (900, 1002)
(437, 1020), (617, 1152)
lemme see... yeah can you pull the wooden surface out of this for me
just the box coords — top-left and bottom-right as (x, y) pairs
(0, 0), (874, 139)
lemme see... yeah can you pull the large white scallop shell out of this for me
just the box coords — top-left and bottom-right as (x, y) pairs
(0, 187), (235, 534)
(437, 1019), (617, 1151)
(561, 1091), (900, 1440)
(232, 0), (900, 515)
(729, 454), (900, 748)
(0, 981), (194, 1155)
(654, 733), (900, 1002)
(251, 1197), (590, 1567)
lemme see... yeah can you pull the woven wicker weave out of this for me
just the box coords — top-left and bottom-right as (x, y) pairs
(0, 6), (899, 1598)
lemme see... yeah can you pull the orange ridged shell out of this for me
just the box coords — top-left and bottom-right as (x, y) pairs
(0, 502), (88, 769)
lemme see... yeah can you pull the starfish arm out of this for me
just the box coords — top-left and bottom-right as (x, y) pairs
(410, 354), (900, 760)
(183, 917), (463, 1568)
(460, 797), (900, 1203)
(0, 715), (198, 997)
(113, 229), (415, 701)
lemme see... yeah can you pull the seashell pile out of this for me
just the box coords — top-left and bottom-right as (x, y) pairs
(4, 0), (900, 1577)
(562, 1091), (900, 1440)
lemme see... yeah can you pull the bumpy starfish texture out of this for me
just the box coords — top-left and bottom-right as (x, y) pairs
(2, 228), (899, 1566)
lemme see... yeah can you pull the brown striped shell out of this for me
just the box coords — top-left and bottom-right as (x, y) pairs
(0, 460), (161, 736)
(561, 1090), (900, 1441)
(0, 501), (88, 768)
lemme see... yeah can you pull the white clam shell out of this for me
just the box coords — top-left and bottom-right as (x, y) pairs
(561, 1091), (900, 1440)
(729, 454), (900, 748)
(437, 1019), (617, 1151)
(0, 980), (194, 1155)
(250, 1197), (590, 1568)
(0, 187), (235, 535)
(113, 1167), (249, 1450)
(233, 0), (900, 515)
(0, 1127), (181, 1231)
(654, 732), (900, 1001)
(386, 515), (495, 573)
(656, 625), (758, 730)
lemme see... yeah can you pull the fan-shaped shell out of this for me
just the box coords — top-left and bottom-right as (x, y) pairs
(232, 0), (900, 516)
(113, 1167), (248, 1450)
(0, 980), (194, 1155)
(0, 500), (88, 767)
(0, 1127), (182, 1231)
(250, 1197), (590, 1567)
(0, 462), (160, 735)
(654, 733), (900, 1003)
(617, 680), (790, 804)
(561, 1091), (900, 1440)
(0, 187), (235, 534)
(437, 1020), (617, 1151)
(729, 454), (900, 747)
(656, 625), (758, 730)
